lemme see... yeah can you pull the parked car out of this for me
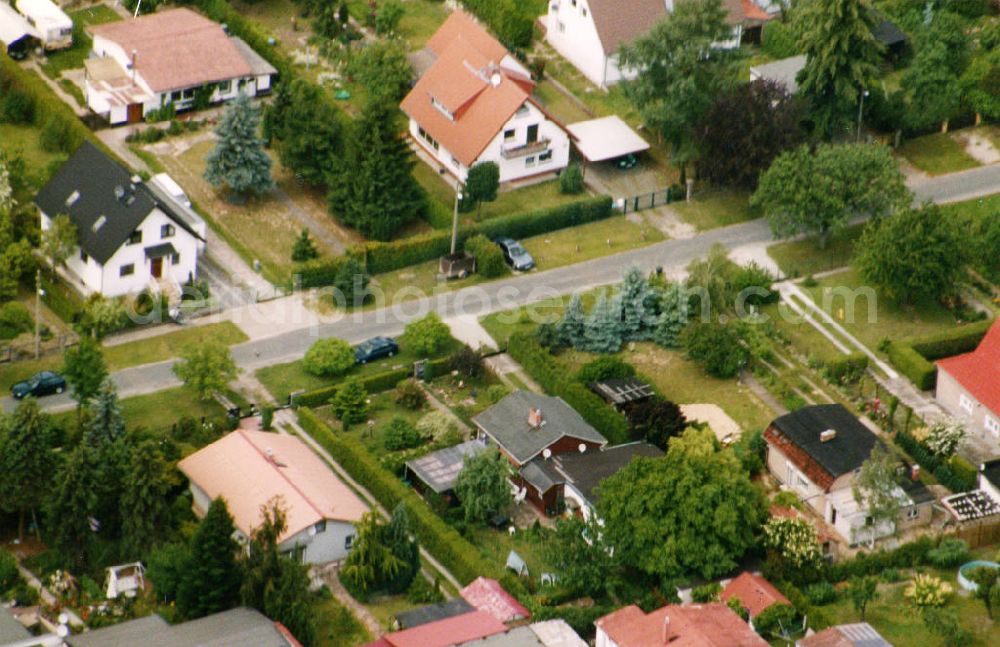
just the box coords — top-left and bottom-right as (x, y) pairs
(11, 371), (66, 399)
(495, 238), (535, 271)
(355, 337), (399, 364)
(615, 153), (639, 170)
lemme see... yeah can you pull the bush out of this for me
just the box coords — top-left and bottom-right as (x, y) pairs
(383, 416), (425, 451)
(691, 582), (721, 603)
(823, 353), (868, 385)
(681, 320), (750, 378)
(0, 89), (35, 124)
(805, 581), (838, 605)
(905, 573), (953, 608)
(406, 575), (444, 604)
(576, 356), (636, 384)
(881, 568), (904, 583)
(402, 313), (451, 356)
(925, 538), (969, 568)
(447, 346), (483, 379)
(761, 20), (799, 59)
(303, 338), (355, 377)
(394, 379), (426, 410)
(463, 0), (533, 50)
(486, 384), (509, 403)
(39, 114), (82, 154)
(0, 549), (20, 595)
(464, 234), (507, 279)
(415, 410), (457, 440)
(560, 162), (584, 194)
(753, 603), (798, 638)
(260, 405), (273, 431)
(0, 301), (32, 339)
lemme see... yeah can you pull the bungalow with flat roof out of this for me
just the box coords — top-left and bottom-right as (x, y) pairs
(177, 430), (367, 564)
(596, 603), (768, 647)
(936, 320), (1000, 443)
(85, 8), (276, 125)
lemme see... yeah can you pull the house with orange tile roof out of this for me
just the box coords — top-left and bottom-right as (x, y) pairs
(936, 319), (1000, 443)
(85, 8), (276, 125)
(720, 572), (790, 631)
(177, 429), (367, 564)
(401, 11), (570, 185)
(543, 0), (775, 88)
(595, 603), (768, 647)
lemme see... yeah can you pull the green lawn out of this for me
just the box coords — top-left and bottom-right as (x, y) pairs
(898, 132), (980, 175)
(672, 190), (755, 231)
(40, 5), (121, 78)
(0, 123), (63, 172)
(532, 81), (594, 124)
(766, 224), (865, 278)
(759, 302), (846, 365)
(314, 595), (372, 647)
(466, 524), (556, 579)
(48, 386), (227, 433)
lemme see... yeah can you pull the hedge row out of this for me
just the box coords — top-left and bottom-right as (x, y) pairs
(295, 256), (353, 290)
(293, 358), (450, 408)
(822, 352), (869, 384)
(297, 409), (497, 585)
(462, 0), (534, 51)
(358, 196), (614, 275)
(507, 332), (629, 444)
(828, 535), (937, 582)
(886, 319), (993, 390)
(894, 430), (975, 493)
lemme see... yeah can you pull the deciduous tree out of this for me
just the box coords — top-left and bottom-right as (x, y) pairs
(454, 450), (512, 524)
(40, 214), (76, 272)
(542, 516), (612, 598)
(463, 162), (500, 216)
(204, 95), (274, 197)
(341, 512), (404, 598)
(852, 444), (901, 546)
(62, 336), (107, 416)
(902, 42), (961, 132)
(848, 575), (879, 620)
(625, 396), (687, 450)
(402, 312), (451, 355)
(173, 341), (239, 400)
(303, 337), (355, 377)
(348, 40), (413, 104)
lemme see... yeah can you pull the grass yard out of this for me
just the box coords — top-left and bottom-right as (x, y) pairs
(940, 191), (1000, 221)
(466, 524), (556, 580)
(803, 268), (970, 352)
(314, 595), (371, 647)
(48, 386), (227, 433)
(40, 5), (121, 78)
(766, 224), (865, 278)
(759, 302), (847, 365)
(671, 190), (755, 232)
(479, 294), (579, 344)
(532, 81), (594, 124)
(0, 123), (63, 172)
(898, 132), (980, 175)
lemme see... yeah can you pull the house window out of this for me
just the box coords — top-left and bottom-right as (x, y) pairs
(960, 394), (974, 414)
(161, 224), (175, 239)
(582, 8), (587, 16)
(128, 230), (142, 245)
(218, 80), (232, 93)
(65, 190), (80, 208)
(314, 520), (327, 534)
(79, 250), (88, 263)
(786, 462), (810, 493)
(906, 507), (919, 520)
(344, 534), (354, 550)
(171, 252), (180, 265)
(504, 128), (516, 141)
(986, 416), (1000, 437)
(170, 91), (182, 102)
(430, 97), (453, 120)
(119, 263), (135, 277)
(558, 21), (565, 33)
(182, 88), (196, 99)
(450, 155), (460, 167)
(539, 150), (553, 163)
(525, 156), (536, 167)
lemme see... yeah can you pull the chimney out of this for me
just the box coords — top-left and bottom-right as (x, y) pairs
(820, 429), (837, 443)
(911, 464), (921, 481)
(662, 615), (670, 644)
(528, 407), (543, 429)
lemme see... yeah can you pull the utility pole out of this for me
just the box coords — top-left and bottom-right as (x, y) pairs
(450, 187), (463, 255)
(856, 90), (869, 143)
(33, 269), (42, 360)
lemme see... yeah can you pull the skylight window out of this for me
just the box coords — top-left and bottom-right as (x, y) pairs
(92, 215), (107, 232)
(65, 190), (80, 207)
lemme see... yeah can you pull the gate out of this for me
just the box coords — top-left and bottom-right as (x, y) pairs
(619, 186), (679, 214)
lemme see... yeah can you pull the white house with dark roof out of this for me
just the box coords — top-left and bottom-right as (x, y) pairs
(85, 8), (276, 124)
(35, 142), (206, 298)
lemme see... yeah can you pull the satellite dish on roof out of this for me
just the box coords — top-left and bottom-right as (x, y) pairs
(542, 448), (552, 460)
(490, 72), (502, 87)
(579, 444), (587, 453)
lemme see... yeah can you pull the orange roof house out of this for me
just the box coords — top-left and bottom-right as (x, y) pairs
(459, 577), (531, 624)
(401, 11), (570, 185)
(178, 430), (367, 564)
(595, 603), (768, 647)
(936, 320), (1000, 441)
(721, 572), (791, 620)
(362, 611), (507, 647)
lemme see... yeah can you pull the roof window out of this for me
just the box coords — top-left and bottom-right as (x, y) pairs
(65, 190), (80, 207)
(92, 215), (107, 232)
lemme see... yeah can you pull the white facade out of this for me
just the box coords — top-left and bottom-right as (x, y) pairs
(15, 0), (71, 50)
(40, 206), (200, 298)
(409, 99), (570, 184)
(595, 627), (619, 647)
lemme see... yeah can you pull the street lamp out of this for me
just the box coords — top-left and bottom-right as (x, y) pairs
(34, 270), (45, 360)
(450, 188), (463, 255)
(856, 89), (870, 143)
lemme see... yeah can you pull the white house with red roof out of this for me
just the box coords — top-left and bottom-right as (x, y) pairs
(596, 603), (768, 647)
(936, 320), (1000, 442)
(401, 11), (570, 185)
(720, 572), (790, 632)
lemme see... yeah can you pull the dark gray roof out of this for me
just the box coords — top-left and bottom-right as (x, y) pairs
(899, 474), (934, 505)
(406, 439), (488, 493)
(519, 458), (564, 494)
(982, 459), (1000, 491)
(873, 14), (907, 47)
(589, 377), (655, 406)
(456, 626), (546, 647)
(553, 442), (663, 504)
(472, 390), (607, 464)
(145, 242), (177, 259)
(35, 142), (201, 265)
(769, 404), (878, 479)
(66, 608), (292, 647)
(0, 607), (31, 644)
(230, 37), (278, 77)
(394, 599), (474, 629)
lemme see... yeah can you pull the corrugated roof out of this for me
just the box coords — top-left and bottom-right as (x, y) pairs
(457, 626), (544, 647)
(66, 608), (295, 647)
(394, 599), (473, 629)
(798, 622), (893, 647)
(527, 619), (589, 647)
(937, 320), (1000, 419)
(720, 572), (790, 618)
(460, 577), (531, 623)
(407, 440), (489, 493)
(596, 603), (768, 647)
(364, 611), (506, 647)
(177, 430), (367, 542)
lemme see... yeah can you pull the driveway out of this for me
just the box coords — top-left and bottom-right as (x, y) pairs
(585, 157), (668, 199)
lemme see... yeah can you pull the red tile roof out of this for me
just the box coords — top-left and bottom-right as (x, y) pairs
(764, 425), (836, 491)
(362, 611), (506, 647)
(460, 577), (531, 623)
(720, 572), (790, 618)
(937, 320), (1000, 417)
(596, 603), (768, 647)
(400, 10), (536, 167)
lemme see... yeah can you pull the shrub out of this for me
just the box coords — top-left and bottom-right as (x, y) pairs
(303, 338), (355, 377)
(260, 405), (273, 431)
(403, 313), (451, 356)
(576, 356), (636, 384)
(0, 89), (35, 124)
(905, 573), (953, 607)
(681, 320), (750, 378)
(330, 378), (369, 427)
(486, 384), (509, 403)
(0, 549), (20, 594)
(415, 410), (457, 440)
(464, 234), (507, 279)
(0, 301), (32, 339)
(394, 380), (426, 410)
(383, 416), (424, 451)
(691, 582), (721, 603)
(823, 353), (868, 385)
(805, 581), (838, 605)
(560, 162), (584, 194)
(39, 114), (82, 154)
(463, 0), (533, 50)
(881, 568), (904, 583)
(447, 346), (483, 379)
(406, 575), (444, 604)
(762, 20), (799, 59)
(925, 538), (969, 568)
(753, 603), (798, 638)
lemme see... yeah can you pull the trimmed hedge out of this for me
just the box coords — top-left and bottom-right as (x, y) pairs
(507, 333), (629, 444)
(886, 319), (993, 390)
(463, 0), (534, 51)
(293, 358), (450, 408)
(822, 352), (869, 384)
(297, 409), (497, 585)
(295, 256), (353, 289)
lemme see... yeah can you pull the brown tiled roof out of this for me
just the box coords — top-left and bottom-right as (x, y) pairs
(88, 8), (252, 93)
(588, 0), (668, 55)
(401, 11), (536, 167)
(596, 603), (767, 647)
(764, 424), (836, 491)
(720, 572), (790, 618)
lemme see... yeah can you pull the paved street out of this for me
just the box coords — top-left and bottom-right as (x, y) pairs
(4, 163), (998, 413)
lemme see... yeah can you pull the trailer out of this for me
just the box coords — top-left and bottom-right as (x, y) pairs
(0, 2), (34, 59)
(15, 0), (71, 51)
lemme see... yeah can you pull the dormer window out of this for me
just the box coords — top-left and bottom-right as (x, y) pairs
(431, 97), (453, 120)
(92, 215), (107, 232)
(65, 190), (80, 207)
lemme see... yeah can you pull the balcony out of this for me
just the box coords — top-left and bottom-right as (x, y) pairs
(501, 138), (550, 160)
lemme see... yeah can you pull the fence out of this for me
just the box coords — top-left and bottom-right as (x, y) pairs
(952, 517), (1000, 549)
(0, 334), (79, 364)
(618, 187), (682, 214)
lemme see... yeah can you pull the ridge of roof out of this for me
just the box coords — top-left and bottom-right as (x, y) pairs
(236, 429), (325, 524)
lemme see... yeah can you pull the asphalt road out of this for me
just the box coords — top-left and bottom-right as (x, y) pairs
(5, 164), (999, 414)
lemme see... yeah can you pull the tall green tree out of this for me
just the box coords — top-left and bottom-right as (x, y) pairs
(579, 293), (624, 354)
(597, 427), (766, 579)
(854, 205), (965, 304)
(542, 516), (613, 598)
(961, 52), (1000, 123)
(463, 162), (500, 217)
(341, 512), (404, 598)
(173, 341), (239, 400)
(40, 214), (77, 274)
(851, 444), (901, 546)
(204, 95), (275, 197)
(177, 498), (242, 620)
(848, 576), (879, 620)
(348, 39), (413, 103)
(62, 336), (108, 418)
(902, 42), (961, 131)
(44, 445), (99, 566)
(402, 312), (451, 355)
(795, 0), (882, 137)
(966, 566), (999, 619)
(331, 378), (369, 428)
(383, 503), (420, 594)
(619, 266), (657, 341)
(120, 439), (172, 557)
(327, 99), (424, 240)
(619, 0), (740, 181)
(264, 80), (342, 187)
(753, 143), (910, 248)
(0, 400), (57, 540)
(625, 396), (687, 450)
(454, 450), (512, 524)
(81, 379), (129, 537)
(555, 294), (586, 347)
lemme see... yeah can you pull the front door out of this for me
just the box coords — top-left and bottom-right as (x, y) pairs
(527, 124), (539, 143)
(127, 103), (143, 124)
(150, 257), (163, 279)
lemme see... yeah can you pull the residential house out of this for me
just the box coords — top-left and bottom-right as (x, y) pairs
(544, 0), (773, 89)
(797, 623), (893, 647)
(15, 0), (71, 50)
(363, 611), (507, 647)
(65, 607), (301, 647)
(85, 8), (276, 124)
(763, 404), (933, 549)
(401, 11), (570, 184)
(749, 55), (806, 93)
(36, 142), (206, 299)
(0, 2), (34, 59)
(177, 430), (368, 564)
(720, 572), (790, 632)
(472, 390), (608, 513)
(460, 576), (531, 624)
(936, 319), (1000, 442)
(595, 603), (769, 647)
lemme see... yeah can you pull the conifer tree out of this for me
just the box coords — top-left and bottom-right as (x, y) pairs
(383, 503), (420, 593)
(204, 95), (274, 197)
(653, 282), (689, 348)
(291, 229), (319, 262)
(619, 266), (657, 340)
(120, 439), (172, 557)
(44, 445), (99, 566)
(556, 293), (586, 346)
(177, 498), (242, 620)
(0, 400), (57, 540)
(82, 379), (128, 536)
(331, 378), (369, 428)
(580, 294), (624, 354)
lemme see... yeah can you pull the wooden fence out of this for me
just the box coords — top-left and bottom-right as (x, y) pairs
(0, 334), (79, 364)
(951, 517), (1000, 549)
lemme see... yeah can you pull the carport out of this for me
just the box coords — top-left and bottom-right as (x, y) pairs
(566, 115), (650, 164)
(0, 3), (32, 59)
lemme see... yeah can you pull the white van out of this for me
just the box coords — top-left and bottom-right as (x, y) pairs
(15, 0), (72, 51)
